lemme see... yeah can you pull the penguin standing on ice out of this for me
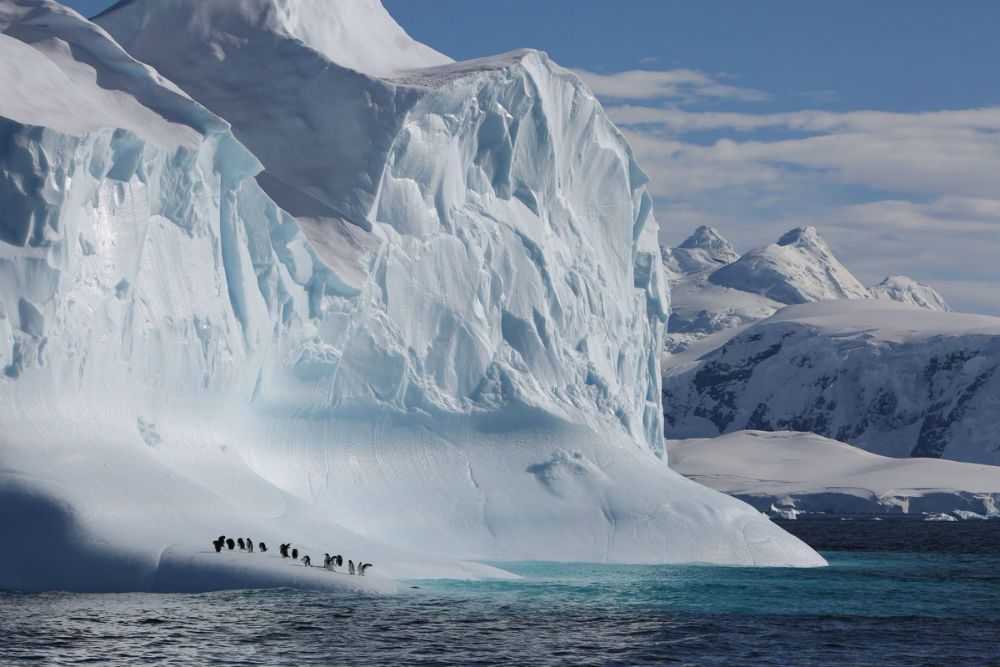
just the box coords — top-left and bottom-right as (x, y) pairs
(213, 537), (224, 553)
(301, 555), (311, 567)
(237, 538), (246, 551)
(359, 563), (372, 576)
(259, 542), (268, 553)
(348, 560), (355, 575)
(279, 543), (289, 558)
(323, 553), (332, 570)
(291, 548), (298, 560)
(247, 538), (254, 553)
(226, 538), (235, 551)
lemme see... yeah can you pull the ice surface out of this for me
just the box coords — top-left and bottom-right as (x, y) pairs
(669, 430), (1000, 519)
(662, 299), (1000, 464)
(0, 0), (826, 592)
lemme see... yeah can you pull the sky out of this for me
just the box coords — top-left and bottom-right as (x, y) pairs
(60, 1), (1000, 314)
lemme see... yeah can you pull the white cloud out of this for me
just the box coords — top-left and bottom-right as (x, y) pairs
(619, 110), (1000, 199)
(570, 68), (769, 103)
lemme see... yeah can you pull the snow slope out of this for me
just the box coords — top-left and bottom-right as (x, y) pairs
(669, 430), (1000, 519)
(0, 0), (823, 592)
(662, 300), (1000, 464)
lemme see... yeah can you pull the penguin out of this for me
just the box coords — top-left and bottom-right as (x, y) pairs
(301, 555), (311, 567)
(237, 538), (245, 551)
(348, 559), (355, 575)
(334, 554), (343, 568)
(247, 539), (254, 553)
(280, 543), (289, 558)
(217, 535), (226, 544)
(259, 542), (268, 553)
(213, 538), (224, 553)
(359, 563), (372, 576)
(291, 548), (298, 560)
(323, 553), (332, 570)
(226, 538), (235, 551)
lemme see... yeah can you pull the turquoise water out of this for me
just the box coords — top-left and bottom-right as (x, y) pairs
(3, 522), (999, 665)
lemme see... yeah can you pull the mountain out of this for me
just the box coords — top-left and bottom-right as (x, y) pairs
(661, 225), (953, 352)
(869, 275), (950, 312)
(669, 430), (1000, 519)
(0, 0), (823, 591)
(707, 226), (870, 305)
(662, 227), (784, 353)
(662, 225), (740, 277)
(662, 300), (1000, 464)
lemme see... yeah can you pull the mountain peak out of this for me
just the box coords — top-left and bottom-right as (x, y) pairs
(777, 226), (824, 248)
(679, 225), (735, 253)
(664, 226), (740, 276)
(709, 226), (869, 304)
(869, 275), (951, 312)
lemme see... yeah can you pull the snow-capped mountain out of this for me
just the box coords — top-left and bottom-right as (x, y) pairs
(869, 275), (950, 312)
(662, 225), (740, 277)
(662, 300), (1000, 464)
(0, 0), (823, 591)
(662, 226), (784, 352)
(708, 226), (871, 305)
(661, 225), (951, 352)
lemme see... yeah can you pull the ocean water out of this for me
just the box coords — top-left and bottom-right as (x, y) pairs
(2, 520), (999, 666)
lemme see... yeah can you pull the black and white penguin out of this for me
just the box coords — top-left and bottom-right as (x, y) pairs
(213, 538), (224, 553)
(323, 553), (332, 570)
(301, 555), (311, 567)
(259, 542), (268, 553)
(348, 559), (355, 575)
(359, 563), (372, 576)
(226, 538), (235, 551)
(247, 538), (254, 553)
(291, 548), (298, 560)
(335, 554), (343, 568)
(280, 543), (289, 558)
(237, 538), (245, 551)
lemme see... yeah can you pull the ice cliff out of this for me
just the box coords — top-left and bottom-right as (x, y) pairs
(0, 0), (824, 591)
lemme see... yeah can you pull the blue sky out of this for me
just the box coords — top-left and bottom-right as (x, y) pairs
(61, 1), (1000, 313)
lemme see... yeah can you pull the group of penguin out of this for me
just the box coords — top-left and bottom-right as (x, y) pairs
(212, 535), (372, 575)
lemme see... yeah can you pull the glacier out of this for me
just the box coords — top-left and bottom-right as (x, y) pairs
(0, 0), (824, 592)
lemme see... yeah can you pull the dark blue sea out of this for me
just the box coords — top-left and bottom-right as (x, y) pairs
(3, 519), (1000, 666)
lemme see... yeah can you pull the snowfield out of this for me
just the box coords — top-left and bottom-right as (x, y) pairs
(0, 0), (825, 592)
(669, 430), (1000, 519)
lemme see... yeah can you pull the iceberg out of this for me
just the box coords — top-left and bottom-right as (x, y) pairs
(0, 0), (824, 592)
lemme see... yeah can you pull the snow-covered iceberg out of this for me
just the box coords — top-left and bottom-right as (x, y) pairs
(0, 0), (824, 591)
(669, 430), (1000, 519)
